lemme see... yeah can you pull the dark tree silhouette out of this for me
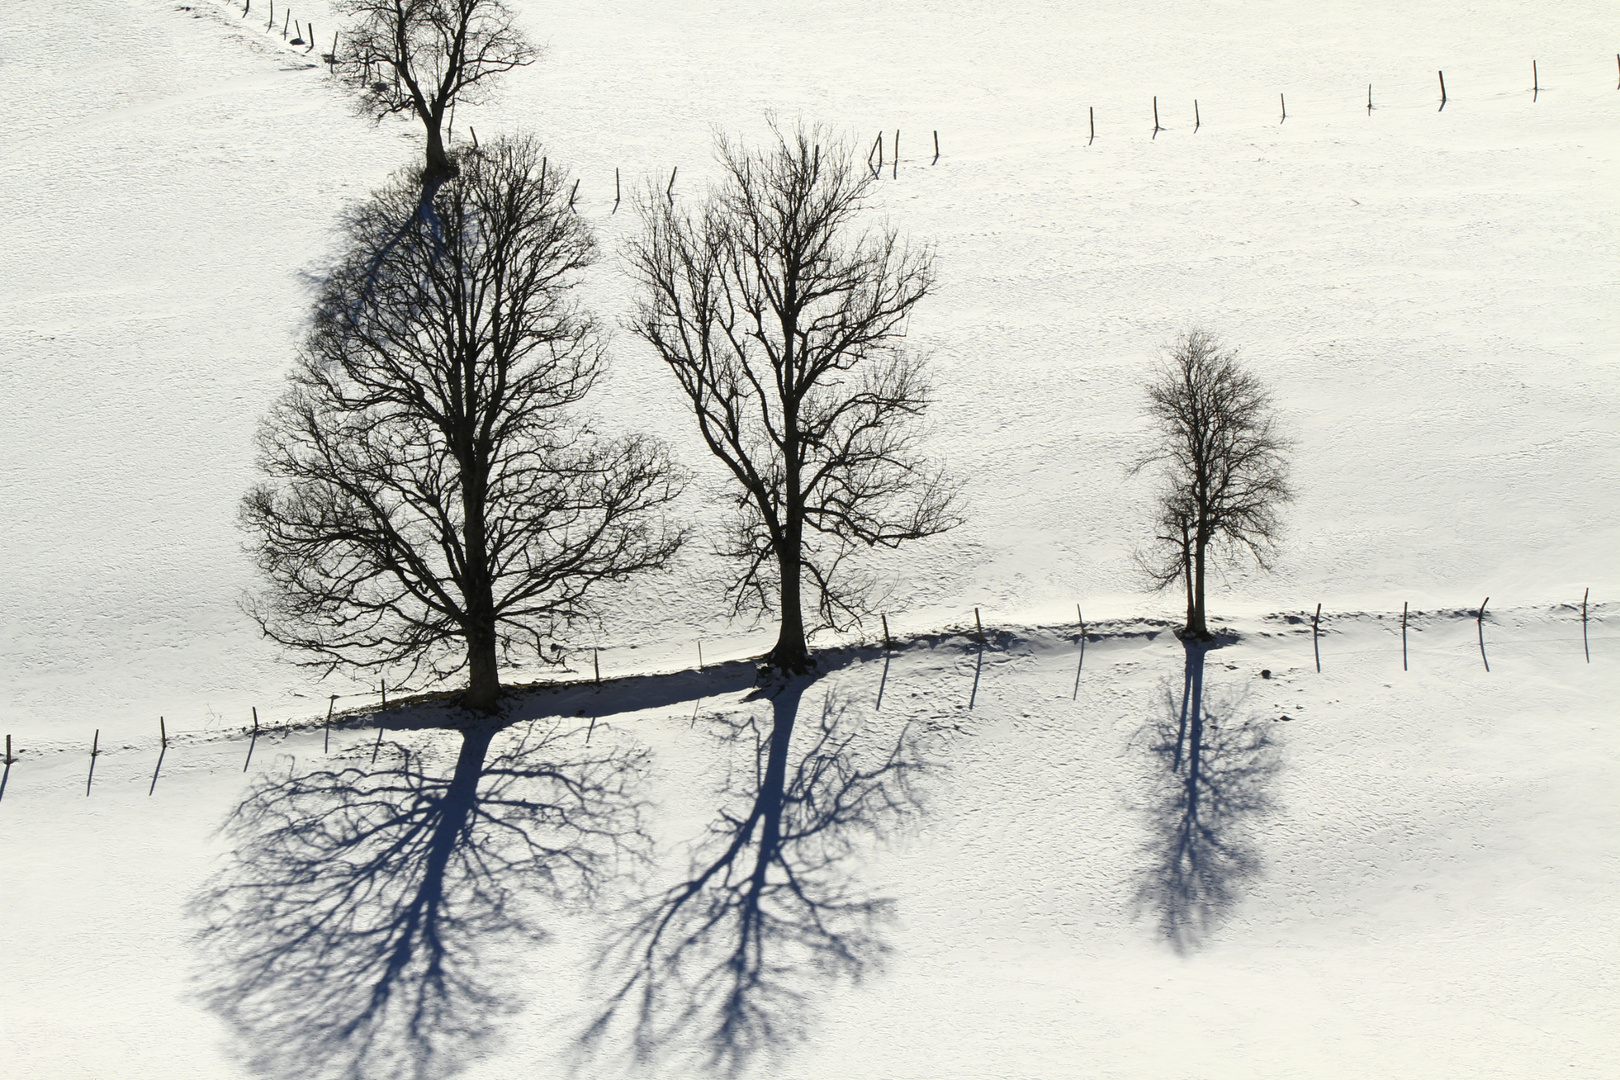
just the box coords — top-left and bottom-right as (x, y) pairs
(585, 681), (928, 1074)
(1135, 644), (1279, 952)
(333, 0), (536, 182)
(191, 722), (648, 1080)
(243, 137), (683, 711)
(1135, 329), (1293, 639)
(627, 121), (960, 673)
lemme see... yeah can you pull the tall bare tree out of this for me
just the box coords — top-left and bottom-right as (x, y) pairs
(627, 122), (959, 673)
(333, 0), (536, 182)
(1135, 329), (1293, 639)
(243, 137), (684, 712)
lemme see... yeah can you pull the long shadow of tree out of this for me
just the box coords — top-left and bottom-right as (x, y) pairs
(1135, 641), (1279, 952)
(192, 720), (649, 1080)
(583, 676), (929, 1075)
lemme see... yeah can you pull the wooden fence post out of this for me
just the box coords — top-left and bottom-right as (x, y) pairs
(1583, 587), (1590, 663)
(1438, 70), (1447, 110)
(932, 129), (940, 165)
(160, 715), (167, 749)
(1401, 602), (1408, 671)
(882, 613), (892, 650)
(1311, 603), (1321, 672)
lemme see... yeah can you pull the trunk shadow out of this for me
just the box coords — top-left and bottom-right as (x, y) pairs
(191, 720), (649, 1080)
(583, 675), (931, 1075)
(1134, 641), (1279, 953)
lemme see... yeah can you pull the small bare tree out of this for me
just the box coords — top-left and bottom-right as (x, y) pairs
(627, 121), (959, 673)
(1135, 329), (1293, 639)
(333, 0), (536, 182)
(243, 137), (684, 712)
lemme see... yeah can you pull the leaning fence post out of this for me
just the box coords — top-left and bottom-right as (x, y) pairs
(666, 165), (677, 205)
(1280, 92), (1286, 122)
(1311, 603), (1322, 672)
(1583, 587), (1590, 663)
(974, 607), (984, 643)
(932, 129), (939, 165)
(160, 715), (167, 750)
(1438, 70), (1447, 110)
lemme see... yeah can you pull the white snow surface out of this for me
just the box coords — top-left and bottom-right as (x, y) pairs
(2, 0), (1618, 1076)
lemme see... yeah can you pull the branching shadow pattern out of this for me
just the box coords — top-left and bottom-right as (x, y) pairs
(584, 677), (929, 1075)
(1135, 642), (1279, 953)
(192, 721), (648, 1080)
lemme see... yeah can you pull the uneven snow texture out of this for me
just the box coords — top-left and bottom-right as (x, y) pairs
(2, 0), (1618, 1076)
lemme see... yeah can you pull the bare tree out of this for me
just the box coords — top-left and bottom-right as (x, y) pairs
(333, 0), (536, 182)
(243, 136), (684, 712)
(1135, 329), (1293, 639)
(627, 121), (960, 673)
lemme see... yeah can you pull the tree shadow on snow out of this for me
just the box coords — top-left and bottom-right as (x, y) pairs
(191, 720), (650, 1080)
(581, 675), (930, 1076)
(1134, 641), (1279, 953)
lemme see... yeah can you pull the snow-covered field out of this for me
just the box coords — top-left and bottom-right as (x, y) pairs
(2, 0), (1617, 1076)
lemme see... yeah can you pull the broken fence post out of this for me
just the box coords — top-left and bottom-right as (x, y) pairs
(666, 165), (677, 205)
(1152, 96), (1162, 138)
(932, 129), (940, 165)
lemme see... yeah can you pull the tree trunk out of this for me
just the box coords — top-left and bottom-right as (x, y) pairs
(463, 623), (501, 712)
(423, 121), (457, 183)
(1181, 533), (1195, 637)
(1189, 535), (1209, 639)
(767, 534), (811, 672)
